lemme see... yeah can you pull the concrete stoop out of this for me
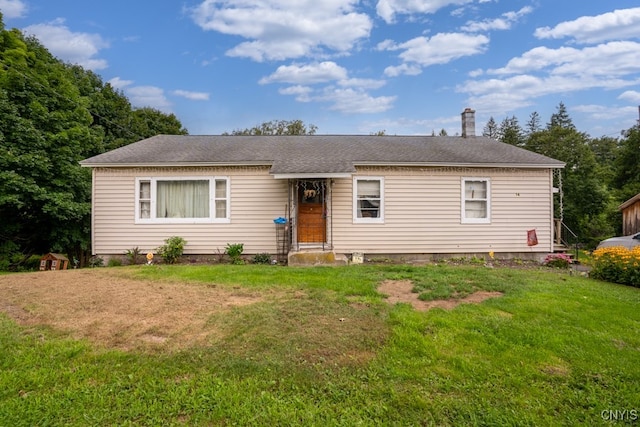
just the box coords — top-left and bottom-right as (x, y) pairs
(287, 250), (349, 266)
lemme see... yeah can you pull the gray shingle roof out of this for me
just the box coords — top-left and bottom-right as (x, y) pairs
(80, 134), (565, 174)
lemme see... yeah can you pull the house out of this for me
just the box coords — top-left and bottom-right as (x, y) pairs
(80, 109), (565, 264)
(619, 193), (640, 236)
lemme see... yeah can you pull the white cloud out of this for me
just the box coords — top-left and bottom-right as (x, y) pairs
(259, 62), (348, 85)
(376, 0), (472, 24)
(264, 61), (389, 111)
(463, 6), (533, 32)
(375, 39), (398, 51)
(338, 78), (386, 90)
(316, 87), (396, 113)
(279, 85), (313, 102)
(619, 90), (640, 103)
(172, 90), (210, 101)
(126, 86), (171, 112)
(0, 0), (27, 18)
(23, 19), (109, 70)
(488, 42), (640, 78)
(459, 73), (639, 114)
(534, 7), (640, 44)
(573, 104), (639, 121)
(108, 77), (134, 89)
(380, 32), (489, 75)
(190, 0), (372, 61)
(384, 63), (422, 77)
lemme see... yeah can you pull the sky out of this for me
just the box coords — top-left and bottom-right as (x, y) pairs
(1, 0), (640, 138)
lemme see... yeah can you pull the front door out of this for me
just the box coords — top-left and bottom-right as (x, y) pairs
(297, 180), (326, 244)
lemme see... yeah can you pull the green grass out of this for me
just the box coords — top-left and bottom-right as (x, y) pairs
(2, 264), (640, 425)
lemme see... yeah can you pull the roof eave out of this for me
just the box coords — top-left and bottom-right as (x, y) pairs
(353, 162), (566, 169)
(271, 172), (354, 179)
(618, 193), (640, 210)
(79, 161), (273, 168)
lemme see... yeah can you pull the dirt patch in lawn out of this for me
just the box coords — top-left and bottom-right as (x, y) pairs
(0, 269), (266, 351)
(378, 279), (502, 311)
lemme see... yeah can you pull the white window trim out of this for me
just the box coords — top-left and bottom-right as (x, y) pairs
(461, 177), (491, 224)
(353, 176), (384, 224)
(135, 176), (230, 224)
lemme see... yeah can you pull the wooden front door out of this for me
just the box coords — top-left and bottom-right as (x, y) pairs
(297, 181), (326, 243)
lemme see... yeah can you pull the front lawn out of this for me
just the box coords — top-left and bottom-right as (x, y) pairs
(1, 264), (639, 425)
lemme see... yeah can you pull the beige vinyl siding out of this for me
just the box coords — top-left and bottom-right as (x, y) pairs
(92, 167), (287, 255)
(331, 167), (554, 254)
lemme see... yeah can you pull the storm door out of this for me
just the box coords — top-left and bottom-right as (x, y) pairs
(296, 180), (326, 244)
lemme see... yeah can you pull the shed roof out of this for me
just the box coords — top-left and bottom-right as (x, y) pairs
(619, 193), (640, 211)
(80, 134), (565, 176)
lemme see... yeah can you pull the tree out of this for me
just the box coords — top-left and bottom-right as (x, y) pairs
(497, 115), (524, 146)
(526, 124), (609, 246)
(525, 111), (541, 135)
(613, 125), (640, 200)
(438, 128), (448, 136)
(131, 107), (187, 139)
(0, 17), (188, 269)
(588, 135), (620, 187)
(548, 102), (575, 130)
(225, 119), (317, 136)
(482, 117), (498, 139)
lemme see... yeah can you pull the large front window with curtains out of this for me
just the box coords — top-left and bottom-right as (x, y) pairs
(135, 177), (229, 223)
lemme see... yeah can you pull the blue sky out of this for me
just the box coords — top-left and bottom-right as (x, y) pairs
(1, 0), (639, 137)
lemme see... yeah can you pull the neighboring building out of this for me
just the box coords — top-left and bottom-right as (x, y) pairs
(619, 193), (640, 236)
(80, 109), (565, 264)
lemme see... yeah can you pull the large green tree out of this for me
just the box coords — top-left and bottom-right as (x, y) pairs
(0, 16), (187, 269)
(525, 104), (611, 245)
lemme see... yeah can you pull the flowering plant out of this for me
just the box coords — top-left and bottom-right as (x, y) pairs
(543, 253), (573, 269)
(591, 246), (640, 287)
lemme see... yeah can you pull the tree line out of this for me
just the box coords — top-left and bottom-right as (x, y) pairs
(483, 102), (640, 247)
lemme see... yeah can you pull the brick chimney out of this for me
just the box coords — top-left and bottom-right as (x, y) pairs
(461, 108), (476, 138)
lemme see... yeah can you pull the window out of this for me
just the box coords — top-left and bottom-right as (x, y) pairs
(354, 177), (384, 223)
(135, 177), (229, 223)
(461, 178), (490, 223)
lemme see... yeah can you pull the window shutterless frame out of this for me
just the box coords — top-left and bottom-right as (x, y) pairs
(135, 177), (230, 224)
(461, 177), (490, 224)
(353, 177), (384, 223)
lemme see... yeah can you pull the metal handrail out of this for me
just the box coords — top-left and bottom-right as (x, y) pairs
(554, 219), (580, 262)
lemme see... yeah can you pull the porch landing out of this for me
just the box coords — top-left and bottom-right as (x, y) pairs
(287, 250), (348, 266)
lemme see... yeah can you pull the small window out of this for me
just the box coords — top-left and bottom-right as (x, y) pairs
(354, 177), (384, 223)
(462, 178), (490, 223)
(135, 177), (229, 223)
(139, 180), (151, 219)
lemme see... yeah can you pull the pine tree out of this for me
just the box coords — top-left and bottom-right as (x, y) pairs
(548, 102), (575, 130)
(482, 117), (498, 139)
(497, 115), (524, 146)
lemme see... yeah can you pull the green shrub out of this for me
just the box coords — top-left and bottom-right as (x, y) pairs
(89, 256), (104, 268)
(157, 237), (187, 264)
(125, 247), (142, 265)
(252, 253), (272, 264)
(108, 258), (123, 267)
(225, 243), (244, 265)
